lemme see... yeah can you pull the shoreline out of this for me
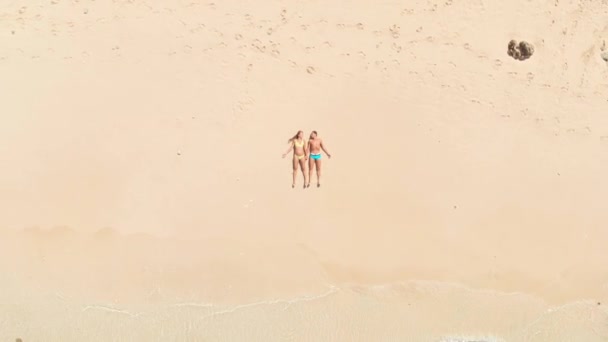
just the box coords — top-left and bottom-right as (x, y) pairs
(1, 227), (606, 307)
(1, 275), (606, 341)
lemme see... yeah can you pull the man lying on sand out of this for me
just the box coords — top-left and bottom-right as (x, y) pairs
(307, 131), (331, 188)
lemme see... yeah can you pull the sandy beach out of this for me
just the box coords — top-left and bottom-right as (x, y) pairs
(1, 0), (608, 340)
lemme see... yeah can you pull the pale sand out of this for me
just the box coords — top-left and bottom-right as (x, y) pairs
(1, 0), (608, 340)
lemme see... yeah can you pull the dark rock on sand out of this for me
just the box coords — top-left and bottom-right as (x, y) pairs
(507, 40), (534, 61)
(518, 41), (534, 60)
(507, 39), (517, 57)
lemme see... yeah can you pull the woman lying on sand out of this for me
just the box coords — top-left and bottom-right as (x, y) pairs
(282, 130), (309, 188)
(307, 131), (331, 188)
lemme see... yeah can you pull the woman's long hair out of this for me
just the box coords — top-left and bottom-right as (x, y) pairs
(288, 130), (303, 144)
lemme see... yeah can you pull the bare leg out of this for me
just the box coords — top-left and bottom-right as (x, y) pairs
(316, 159), (322, 187)
(292, 157), (298, 188)
(299, 158), (308, 188)
(308, 157), (314, 187)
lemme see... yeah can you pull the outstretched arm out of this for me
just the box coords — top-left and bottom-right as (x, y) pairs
(282, 141), (294, 158)
(320, 140), (331, 158)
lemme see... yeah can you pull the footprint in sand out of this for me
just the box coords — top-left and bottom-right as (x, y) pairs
(389, 24), (400, 39)
(251, 41), (266, 52)
(527, 72), (534, 81)
(189, 24), (205, 34)
(356, 23), (364, 30)
(306, 66), (315, 74)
